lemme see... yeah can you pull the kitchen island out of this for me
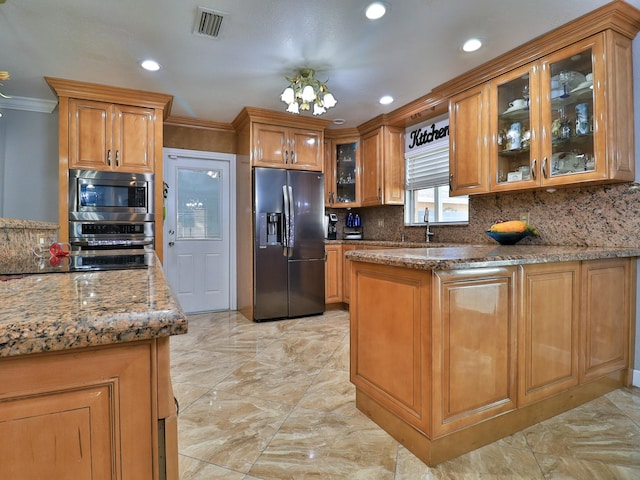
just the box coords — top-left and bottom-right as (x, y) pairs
(347, 244), (639, 466)
(0, 256), (187, 480)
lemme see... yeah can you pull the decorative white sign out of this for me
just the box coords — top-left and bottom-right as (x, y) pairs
(405, 117), (449, 153)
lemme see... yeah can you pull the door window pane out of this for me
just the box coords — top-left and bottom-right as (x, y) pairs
(177, 168), (222, 240)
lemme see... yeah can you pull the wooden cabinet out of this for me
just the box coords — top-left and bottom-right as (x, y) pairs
(518, 262), (580, 406)
(45, 78), (173, 259)
(0, 340), (175, 480)
(350, 257), (635, 466)
(432, 267), (517, 435)
(252, 123), (323, 171)
(342, 244), (357, 304)
(69, 98), (155, 173)
(324, 132), (360, 207)
(449, 30), (635, 196)
(324, 244), (343, 303)
(359, 125), (405, 206)
(449, 84), (490, 196)
(580, 258), (633, 383)
(350, 262), (432, 432)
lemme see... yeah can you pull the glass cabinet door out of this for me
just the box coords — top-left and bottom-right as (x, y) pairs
(541, 42), (596, 183)
(334, 141), (358, 205)
(492, 64), (537, 190)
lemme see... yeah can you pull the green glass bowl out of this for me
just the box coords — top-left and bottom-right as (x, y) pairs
(485, 231), (531, 245)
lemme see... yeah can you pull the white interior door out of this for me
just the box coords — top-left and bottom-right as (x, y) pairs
(163, 148), (236, 313)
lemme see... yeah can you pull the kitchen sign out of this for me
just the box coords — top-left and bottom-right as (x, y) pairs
(405, 117), (449, 154)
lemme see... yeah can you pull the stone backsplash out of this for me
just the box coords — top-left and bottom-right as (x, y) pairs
(0, 218), (59, 262)
(328, 182), (640, 247)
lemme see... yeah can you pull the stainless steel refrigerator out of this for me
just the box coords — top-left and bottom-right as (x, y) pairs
(253, 167), (325, 321)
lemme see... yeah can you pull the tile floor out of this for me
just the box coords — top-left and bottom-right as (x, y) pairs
(170, 309), (640, 479)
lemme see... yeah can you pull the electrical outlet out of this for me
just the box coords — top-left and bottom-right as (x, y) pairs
(377, 218), (384, 227)
(519, 212), (530, 224)
(36, 234), (46, 246)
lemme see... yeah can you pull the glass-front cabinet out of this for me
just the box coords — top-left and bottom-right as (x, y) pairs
(486, 31), (634, 193)
(325, 136), (360, 207)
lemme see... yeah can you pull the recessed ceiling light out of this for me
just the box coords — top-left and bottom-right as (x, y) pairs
(365, 2), (387, 20)
(379, 95), (394, 105)
(462, 38), (482, 52)
(333, 118), (346, 125)
(140, 59), (161, 71)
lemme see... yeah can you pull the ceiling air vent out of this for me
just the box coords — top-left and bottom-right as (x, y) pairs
(194, 7), (225, 38)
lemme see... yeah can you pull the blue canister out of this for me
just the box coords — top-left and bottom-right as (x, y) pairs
(507, 122), (522, 150)
(575, 103), (589, 135)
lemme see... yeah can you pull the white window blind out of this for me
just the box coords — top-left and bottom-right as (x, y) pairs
(405, 143), (450, 190)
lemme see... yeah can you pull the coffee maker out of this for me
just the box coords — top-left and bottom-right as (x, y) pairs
(327, 213), (338, 240)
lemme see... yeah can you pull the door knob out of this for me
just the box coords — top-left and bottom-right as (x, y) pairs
(168, 241), (175, 247)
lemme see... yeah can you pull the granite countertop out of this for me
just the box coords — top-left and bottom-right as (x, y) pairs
(0, 261), (188, 358)
(344, 244), (640, 270)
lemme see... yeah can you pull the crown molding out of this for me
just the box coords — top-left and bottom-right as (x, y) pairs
(0, 95), (58, 113)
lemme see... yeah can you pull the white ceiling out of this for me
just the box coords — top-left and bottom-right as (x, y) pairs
(1, 0), (639, 128)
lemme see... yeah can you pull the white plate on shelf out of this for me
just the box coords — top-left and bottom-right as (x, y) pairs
(503, 104), (528, 115)
(570, 81), (593, 93)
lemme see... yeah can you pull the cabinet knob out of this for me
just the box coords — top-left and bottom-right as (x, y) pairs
(542, 157), (548, 179)
(115, 150), (119, 167)
(107, 149), (111, 166)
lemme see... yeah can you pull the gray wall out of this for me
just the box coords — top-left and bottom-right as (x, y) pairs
(0, 108), (58, 222)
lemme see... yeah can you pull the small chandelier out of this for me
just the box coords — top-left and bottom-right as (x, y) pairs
(280, 68), (337, 116)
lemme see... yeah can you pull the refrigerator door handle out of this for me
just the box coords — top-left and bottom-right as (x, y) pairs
(282, 185), (291, 256)
(287, 185), (295, 251)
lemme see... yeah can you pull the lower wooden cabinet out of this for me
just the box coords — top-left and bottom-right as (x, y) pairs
(324, 244), (343, 304)
(518, 262), (580, 405)
(350, 257), (635, 465)
(432, 267), (518, 435)
(0, 339), (177, 480)
(580, 258), (633, 382)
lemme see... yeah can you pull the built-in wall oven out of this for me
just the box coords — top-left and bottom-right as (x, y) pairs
(69, 169), (155, 251)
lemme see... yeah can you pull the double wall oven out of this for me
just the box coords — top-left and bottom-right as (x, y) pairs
(68, 169), (155, 262)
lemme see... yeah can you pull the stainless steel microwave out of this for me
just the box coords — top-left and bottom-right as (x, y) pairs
(69, 169), (155, 222)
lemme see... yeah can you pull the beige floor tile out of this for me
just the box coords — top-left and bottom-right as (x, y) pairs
(177, 389), (293, 473)
(296, 368), (359, 417)
(178, 454), (245, 480)
(248, 406), (398, 480)
(523, 396), (640, 467)
(534, 452), (640, 479)
(395, 442), (545, 479)
(214, 358), (322, 405)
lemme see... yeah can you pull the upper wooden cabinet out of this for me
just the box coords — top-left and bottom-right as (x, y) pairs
(449, 84), (490, 196)
(324, 130), (360, 207)
(69, 99), (155, 173)
(358, 124), (405, 207)
(252, 123), (323, 170)
(45, 78), (173, 254)
(451, 32), (635, 195)
(443, 2), (640, 196)
(233, 107), (331, 172)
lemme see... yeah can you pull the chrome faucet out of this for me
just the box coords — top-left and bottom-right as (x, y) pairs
(424, 208), (434, 243)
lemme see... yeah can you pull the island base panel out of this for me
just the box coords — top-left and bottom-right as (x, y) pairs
(356, 370), (625, 466)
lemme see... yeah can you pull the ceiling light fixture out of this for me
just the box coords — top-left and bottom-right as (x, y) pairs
(365, 2), (387, 20)
(379, 95), (394, 105)
(140, 59), (161, 71)
(462, 38), (482, 52)
(280, 68), (337, 116)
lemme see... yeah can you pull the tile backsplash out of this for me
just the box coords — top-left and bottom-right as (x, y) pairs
(328, 182), (640, 247)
